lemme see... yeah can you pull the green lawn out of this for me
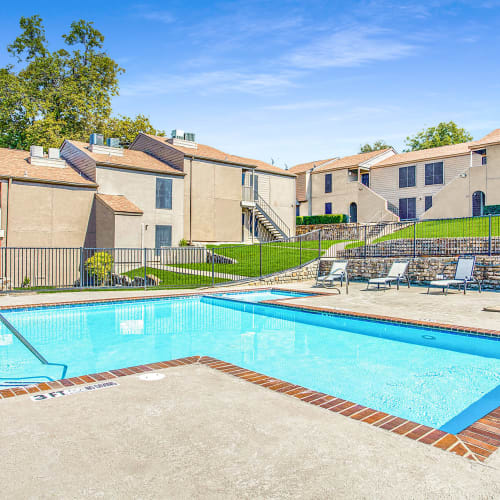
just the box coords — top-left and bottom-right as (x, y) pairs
(177, 239), (347, 278)
(124, 267), (229, 287)
(373, 217), (500, 244)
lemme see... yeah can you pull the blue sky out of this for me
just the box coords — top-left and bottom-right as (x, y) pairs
(1, 1), (500, 167)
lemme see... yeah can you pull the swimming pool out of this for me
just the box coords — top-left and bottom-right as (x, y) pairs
(1, 292), (499, 433)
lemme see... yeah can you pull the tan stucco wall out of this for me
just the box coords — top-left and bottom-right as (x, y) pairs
(184, 158), (242, 243)
(94, 199), (116, 248)
(1, 180), (94, 247)
(96, 166), (184, 248)
(310, 169), (397, 222)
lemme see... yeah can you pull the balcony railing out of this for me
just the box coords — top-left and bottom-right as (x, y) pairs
(242, 185), (255, 202)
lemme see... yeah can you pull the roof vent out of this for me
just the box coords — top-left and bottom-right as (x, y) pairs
(89, 133), (104, 146)
(30, 145), (44, 158)
(106, 138), (120, 148)
(48, 148), (60, 160)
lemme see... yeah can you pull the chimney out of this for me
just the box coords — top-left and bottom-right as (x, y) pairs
(169, 129), (197, 149)
(28, 145), (66, 168)
(48, 148), (60, 160)
(30, 145), (44, 158)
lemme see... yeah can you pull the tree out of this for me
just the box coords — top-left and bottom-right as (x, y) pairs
(359, 140), (391, 153)
(404, 121), (473, 151)
(0, 16), (123, 149)
(102, 114), (165, 146)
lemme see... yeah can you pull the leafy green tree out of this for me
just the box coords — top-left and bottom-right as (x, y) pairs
(102, 114), (165, 146)
(1, 16), (123, 149)
(404, 121), (473, 151)
(359, 140), (391, 153)
(85, 252), (114, 284)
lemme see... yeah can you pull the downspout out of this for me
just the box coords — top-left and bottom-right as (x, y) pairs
(469, 151), (472, 216)
(189, 156), (193, 244)
(5, 178), (11, 247)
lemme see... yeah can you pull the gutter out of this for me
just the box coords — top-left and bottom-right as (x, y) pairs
(0, 175), (97, 189)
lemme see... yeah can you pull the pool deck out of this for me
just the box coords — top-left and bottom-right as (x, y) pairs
(1, 282), (500, 497)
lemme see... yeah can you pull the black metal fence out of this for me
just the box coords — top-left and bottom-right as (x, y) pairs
(0, 230), (323, 292)
(332, 214), (500, 258)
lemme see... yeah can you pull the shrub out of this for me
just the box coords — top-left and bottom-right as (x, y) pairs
(178, 238), (189, 246)
(484, 205), (500, 215)
(296, 214), (347, 226)
(85, 252), (114, 283)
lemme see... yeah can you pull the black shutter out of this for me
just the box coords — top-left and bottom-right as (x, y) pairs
(435, 162), (443, 184)
(408, 166), (416, 187)
(408, 198), (416, 219)
(399, 167), (406, 188)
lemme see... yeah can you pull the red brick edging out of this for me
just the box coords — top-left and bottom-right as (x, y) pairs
(0, 355), (498, 463)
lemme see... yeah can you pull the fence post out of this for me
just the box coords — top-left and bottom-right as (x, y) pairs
(211, 250), (215, 287)
(143, 247), (147, 290)
(299, 236), (302, 266)
(318, 229), (322, 259)
(79, 247), (84, 288)
(363, 225), (367, 260)
(488, 214), (492, 256)
(413, 221), (417, 259)
(259, 241), (262, 277)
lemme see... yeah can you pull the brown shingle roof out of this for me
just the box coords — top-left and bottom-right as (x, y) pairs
(315, 149), (392, 173)
(0, 147), (97, 187)
(470, 128), (500, 148)
(289, 158), (337, 174)
(96, 194), (143, 214)
(372, 143), (472, 169)
(67, 140), (184, 176)
(144, 134), (295, 177)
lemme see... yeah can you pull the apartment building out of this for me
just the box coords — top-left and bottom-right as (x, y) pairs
(304, 149), (398, 222)
(130, 131), (296, 243)
(0, 146), (96, 247)
(60, 137), (185, 248)
(292, 128), (500, 222)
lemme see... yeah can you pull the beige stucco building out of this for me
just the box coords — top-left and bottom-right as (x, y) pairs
(130, 132), (296, 243)
(292, 128), (500, 222)
(60, 140), (185, 249)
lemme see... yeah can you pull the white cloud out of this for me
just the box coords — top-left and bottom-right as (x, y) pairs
(286, 27), (418, 69)
(132, 4), (175, 24)
(264, 100), (340, 111)
(121, 70), (297, 97)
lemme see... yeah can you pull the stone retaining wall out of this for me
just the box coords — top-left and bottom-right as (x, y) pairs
(341, 237), (500, 258)
(296, 223), (362, 239)
(245, 260), (319, 286)
(344, 256), (500, 289)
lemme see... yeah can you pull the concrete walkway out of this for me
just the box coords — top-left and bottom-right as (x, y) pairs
(0, 364), (498, 499)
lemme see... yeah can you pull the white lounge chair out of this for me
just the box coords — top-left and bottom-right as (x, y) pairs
(316, 259), (349, 291)
(427, 256), (481, 295)
(367, 261), (410, 290)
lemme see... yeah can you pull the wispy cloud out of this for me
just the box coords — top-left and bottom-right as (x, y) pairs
(264, 100), (340, 111)
(121, 70), (297, 97)
(131, 4), (175, 24)
(286, 27), (418, 69)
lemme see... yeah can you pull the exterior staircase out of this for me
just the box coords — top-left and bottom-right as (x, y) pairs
(255, 195), (291, 241)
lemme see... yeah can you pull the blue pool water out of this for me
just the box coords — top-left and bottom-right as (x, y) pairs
(213, 290), (311, 303)
(1, 293), (499, 433)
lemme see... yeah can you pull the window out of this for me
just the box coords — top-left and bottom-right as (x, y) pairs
(425, 196), (432, 211)
(155, 225), (172, 249)
(325, 202), (332, 214)
(325, 173), (332, 193)
(361, 173), (369, 187)
(399, 197), (416, 220)
(399, 166), (416, 188)
(296, 204), (300, 216)
(482, 156), (487, 165)
(425, 162), (443, 185)
(348, 169), (358, 182)
(156, 178), (172, 209)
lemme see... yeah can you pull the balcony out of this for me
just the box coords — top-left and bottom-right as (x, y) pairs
(241, 185), (256, 208)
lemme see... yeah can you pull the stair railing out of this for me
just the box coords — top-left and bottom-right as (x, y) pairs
(255, 194), (291, 239)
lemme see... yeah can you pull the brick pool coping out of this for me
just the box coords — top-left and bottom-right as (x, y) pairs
(0, 287), (499, 463)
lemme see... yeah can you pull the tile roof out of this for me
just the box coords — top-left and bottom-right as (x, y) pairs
(67, 140), (184, 176)
(144, 134), (295, 177)
(96, 194), (143, 214)
(0, 147), (97, 187)
(371, 143), (472, 168)
(289, 158), (338, 174)
(470, 128), (500, 148)
(314, 149), (392, 172)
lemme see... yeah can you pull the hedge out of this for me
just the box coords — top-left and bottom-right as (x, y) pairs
(296, 214), (347, 226)
(484, 205), (500, 215)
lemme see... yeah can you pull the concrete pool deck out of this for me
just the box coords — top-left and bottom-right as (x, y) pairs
(1, 282), (500, 497)
(0, 363), (499, 499)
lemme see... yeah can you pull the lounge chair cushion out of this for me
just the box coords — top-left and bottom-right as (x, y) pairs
(429, 279), (463, 287)
(368, 277), (392, 284)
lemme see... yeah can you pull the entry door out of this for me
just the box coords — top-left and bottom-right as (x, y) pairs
(472, 191), (485, 217)
(349, 202), (358, 223)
